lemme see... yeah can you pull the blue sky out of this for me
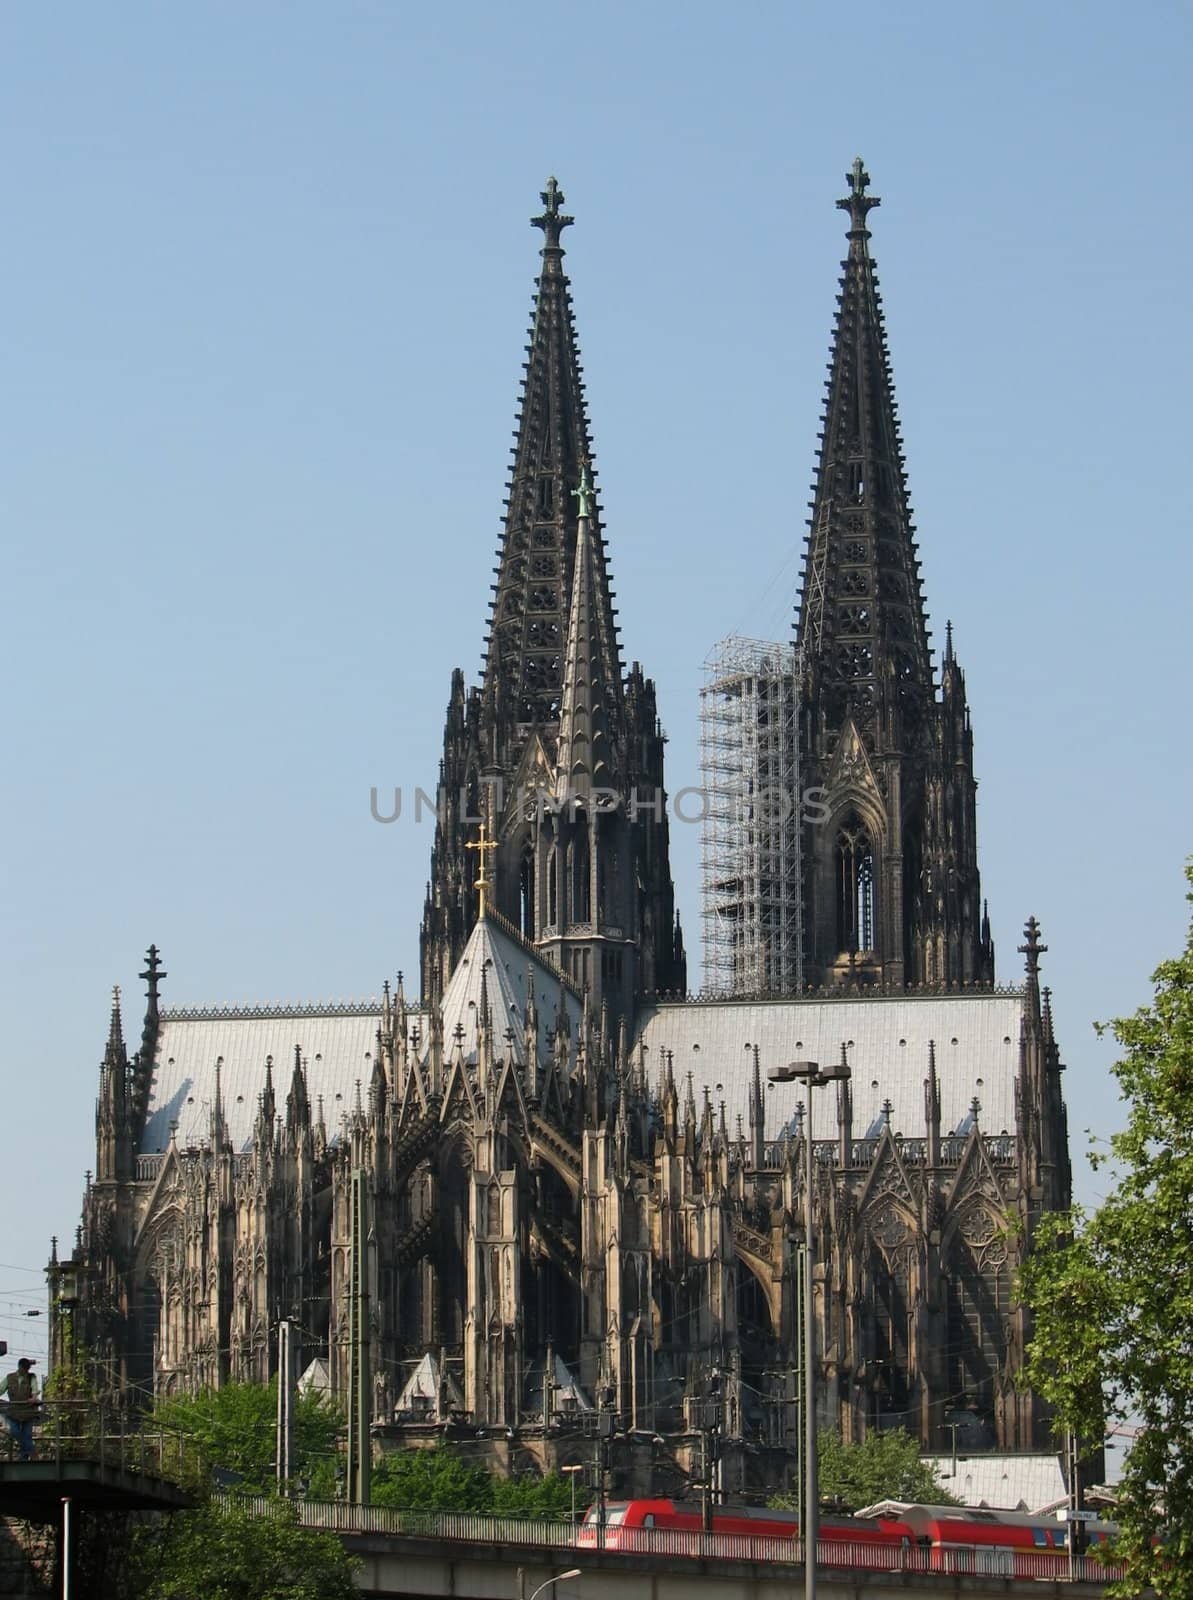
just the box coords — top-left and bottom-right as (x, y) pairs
(2, 3), (1190, 1393)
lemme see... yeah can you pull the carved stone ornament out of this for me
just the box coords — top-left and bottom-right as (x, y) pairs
(868, 1202), (911, 1253)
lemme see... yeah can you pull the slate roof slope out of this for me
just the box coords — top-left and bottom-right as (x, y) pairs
(139, 917), (584, 1157)
(141, 965), (1024, 1158)
(635, 992), (1025, 1141)
(430, 914), (583, 1070)
(141, 1006), (386, 1154)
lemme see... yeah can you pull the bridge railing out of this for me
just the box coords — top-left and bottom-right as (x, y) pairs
(0, 1397), (196, 1485)
(227, 1496), (1123, 1583)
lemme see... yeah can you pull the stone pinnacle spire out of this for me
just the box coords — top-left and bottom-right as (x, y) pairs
(798, 158), (932, 723)
(555, 462), (615, 799)
(483, 179), (621, 729)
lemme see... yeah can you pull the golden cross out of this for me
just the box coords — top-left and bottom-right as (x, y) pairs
(466, 821), (497, 919)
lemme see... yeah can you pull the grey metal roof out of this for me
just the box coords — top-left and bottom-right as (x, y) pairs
(433, 915), (583, 1070)
(141, 976), (1026, 1158)
(141, 1006), (385, 1154)
(634, 993), (1025, 1142)
(140, 918), (583, 1158)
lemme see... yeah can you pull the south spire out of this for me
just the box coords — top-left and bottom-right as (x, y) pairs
(422, 183), (684, 1012)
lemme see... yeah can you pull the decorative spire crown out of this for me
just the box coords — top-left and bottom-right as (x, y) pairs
(572, 459), (595, 520)
(532, 175), (574, 255)
(1018, 917), (1048, 977)
(837, 157), (880, 246)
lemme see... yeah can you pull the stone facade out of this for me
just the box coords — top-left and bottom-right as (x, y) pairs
(53, 168), (1071, 1485)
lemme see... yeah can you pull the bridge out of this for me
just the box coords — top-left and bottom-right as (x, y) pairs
(230, 1500), (1122, 1599)
(0, 1399), (194, 1519)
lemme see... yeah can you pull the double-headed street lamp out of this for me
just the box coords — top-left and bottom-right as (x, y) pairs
(767, 1056), (851, 1600)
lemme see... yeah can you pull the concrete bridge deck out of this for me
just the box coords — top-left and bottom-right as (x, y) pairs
(228, 1500), (1122, 1599)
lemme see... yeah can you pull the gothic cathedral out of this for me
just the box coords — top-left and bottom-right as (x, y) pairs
(56, 166), (1071, 1492)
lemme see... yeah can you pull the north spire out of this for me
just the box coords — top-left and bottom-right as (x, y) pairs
(798, 158), (932, 731)
(796, 164), (991, 990)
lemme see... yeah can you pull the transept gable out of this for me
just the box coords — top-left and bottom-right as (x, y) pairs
(134, 1144), (187, 1253)
(438, 1035), (482, 1127)
(945, 1123), (1012, 1219)
(857, 1124), (920, 1232)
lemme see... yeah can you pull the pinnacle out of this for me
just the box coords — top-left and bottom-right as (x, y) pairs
(837, 157), (881, 247)
(483, 184), (621, 733)
(531, 175), (574, 254)
(797, 161), (932, 713)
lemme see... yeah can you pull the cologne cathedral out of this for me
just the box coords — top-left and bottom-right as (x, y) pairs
(54, 164), (1072, 1491)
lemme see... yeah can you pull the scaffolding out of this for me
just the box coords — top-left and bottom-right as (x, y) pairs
(700, 637), (803, 996)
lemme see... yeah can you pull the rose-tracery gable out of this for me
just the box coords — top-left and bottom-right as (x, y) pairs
(865, 1200), (915, 1255)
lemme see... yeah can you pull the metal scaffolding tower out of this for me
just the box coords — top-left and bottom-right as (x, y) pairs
(700, 637), (803, 996)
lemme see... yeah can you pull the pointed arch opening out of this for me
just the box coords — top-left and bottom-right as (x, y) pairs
(836, 817), (876, 954)
(520, 848), (536, 940)
(572, 813), (591, 924)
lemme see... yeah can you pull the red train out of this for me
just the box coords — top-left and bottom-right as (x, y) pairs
(578, 1498), (1121, 1576)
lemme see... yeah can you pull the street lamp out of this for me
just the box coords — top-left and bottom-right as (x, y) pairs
(527, 1568), (581, 1600)
(768, 1056), (850, 1600)
(560, 1462), (584, 1526)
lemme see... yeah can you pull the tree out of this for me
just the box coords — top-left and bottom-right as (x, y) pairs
(1020, 862), (1193, 1596)
(769, 1428), (956, 1514)
(369, 1447), (581, 1519)
(123, 1499), (358, 1600)
(491, 1468), (587, 1520)
(370, 1445), (496, 1511)
(149, 1380), (343, 1495)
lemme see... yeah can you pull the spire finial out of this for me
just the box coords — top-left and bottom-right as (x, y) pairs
(837, 157), (880, 241)
(572, 460), (595, 521)
(106, 985), (125, 1057)
(139, 944), (166, 994)
(532, 175), (574, 254)
(1018, 916), (1047, 977)
(466, 820), (497, 919)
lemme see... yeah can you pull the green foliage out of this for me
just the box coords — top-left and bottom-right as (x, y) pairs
(769, 1428), (956, 1514)
(491, 1468), (588, 1520)
(42, 1350), (101, 1452)
(124, 1498), (358, 1600)
(370, 1445), (581, 1519)
(371, 1445), (498, 1511)
(1019, 862), (1193, 1597)
(148, 1380), (343, 1495)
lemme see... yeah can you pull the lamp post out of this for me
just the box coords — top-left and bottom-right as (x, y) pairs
(560, 1462), (584, 1526)
(768, 1056), (850, 1600)
(527, 1568), (581, 1600)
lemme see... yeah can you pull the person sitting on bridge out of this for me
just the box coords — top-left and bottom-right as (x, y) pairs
(2, 1358), (39, 1460)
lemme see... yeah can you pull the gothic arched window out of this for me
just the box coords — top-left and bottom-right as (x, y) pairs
(520, 849), (535, 940)
(572, 817), (591, 924)
(836, 820), (876, 954)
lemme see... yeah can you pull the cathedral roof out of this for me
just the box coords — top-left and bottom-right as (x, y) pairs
(140, 1006), (384, 1154)
(635, 991), (1023, 1141)
(433, 912), (582, 1069)
(137, 917), (582, 1155)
